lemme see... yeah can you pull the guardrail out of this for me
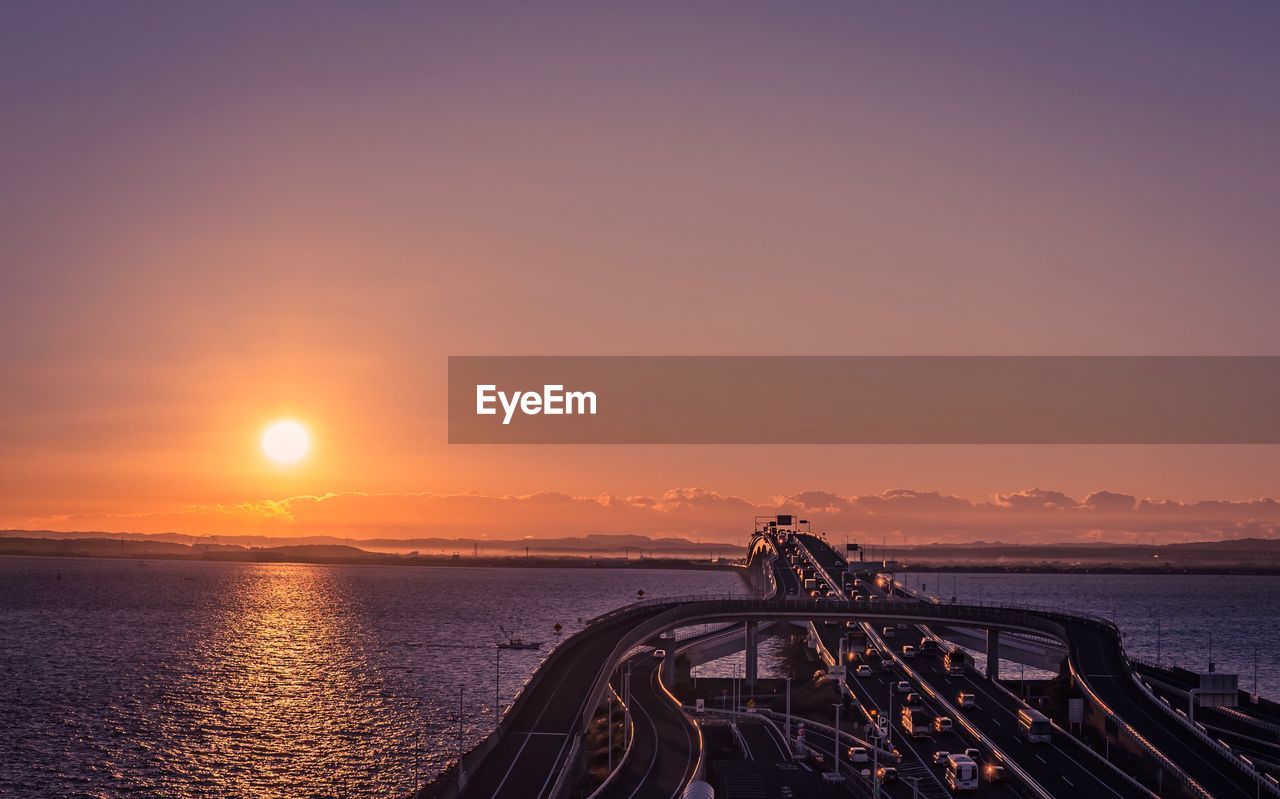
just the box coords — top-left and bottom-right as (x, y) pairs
(585, 683), (637, 799)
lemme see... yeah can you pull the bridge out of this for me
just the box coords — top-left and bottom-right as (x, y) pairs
(419, 522), (1278, 799)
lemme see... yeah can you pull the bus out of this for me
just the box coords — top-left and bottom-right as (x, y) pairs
(943, 648), (967, 676)
(945, 754), (980, 791)
(1017, 708), (1052, 743)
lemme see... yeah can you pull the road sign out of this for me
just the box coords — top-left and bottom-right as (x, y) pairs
(1068, 698), (1084, 724)
(695, 699), (705, 713)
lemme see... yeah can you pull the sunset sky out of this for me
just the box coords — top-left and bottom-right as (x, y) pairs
(3, 3), (1279, 543)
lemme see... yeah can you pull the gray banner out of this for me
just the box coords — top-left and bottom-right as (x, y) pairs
(448, 356), (1280, 444)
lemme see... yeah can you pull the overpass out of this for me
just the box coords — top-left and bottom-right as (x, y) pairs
(422, 529), (1276, 799)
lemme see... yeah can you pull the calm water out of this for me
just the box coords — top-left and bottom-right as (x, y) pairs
(0, 557), (746, 799)
(4, 559), (1279, 798)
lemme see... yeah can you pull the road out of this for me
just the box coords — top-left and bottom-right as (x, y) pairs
(597, 655), (700, 799)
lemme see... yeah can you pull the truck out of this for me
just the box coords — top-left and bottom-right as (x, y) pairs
(943, 648), (968, 676)
(919, 637), (940, 656)
(945, 754), (980, 791)
(901, 706), (931, 737)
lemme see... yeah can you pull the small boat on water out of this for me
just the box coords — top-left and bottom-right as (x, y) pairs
(498, 638), (542, 650)
(498, 627), (542, 650)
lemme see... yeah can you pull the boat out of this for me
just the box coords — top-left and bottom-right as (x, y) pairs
(498, 638), (542, 650)
(498, 627), (542, 650)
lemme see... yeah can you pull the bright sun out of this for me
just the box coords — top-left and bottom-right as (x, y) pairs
(261, 420), (310, 464)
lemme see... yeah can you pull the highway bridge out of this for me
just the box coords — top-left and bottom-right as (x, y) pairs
(420, 521), (1278, 799)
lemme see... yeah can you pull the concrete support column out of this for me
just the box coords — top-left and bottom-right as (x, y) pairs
(745, 620), (759, 690)
(986, 628), (1001, 680)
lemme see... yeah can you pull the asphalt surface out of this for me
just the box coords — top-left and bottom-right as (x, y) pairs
(702, 718), (848, 799)
(789, 532), (1152, 799)
(456, 612), (658, 799)
(1067, 618), (1268, 799)
(597, 656), (700, 799)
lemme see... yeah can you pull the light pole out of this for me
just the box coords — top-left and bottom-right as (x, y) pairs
(494, 646), (502, 725)
(784, 677), (792, 755)
(833, 702), (842, 778)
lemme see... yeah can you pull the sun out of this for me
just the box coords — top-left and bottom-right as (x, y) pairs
(261, 420), (310, 464)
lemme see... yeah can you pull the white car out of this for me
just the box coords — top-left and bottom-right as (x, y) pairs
(896, 680), (912, 694)
(848, 746), (869, 763)
(902, 645), (916, 658)
(933, 716), (953, 733)
(881, 627), (896, 638)
(652, 649), (666, 659)
(880, 658), (895, 670)
(855, 664), (874, 677)
(931, 751), (952, 766)
(964, 748), (981, 760)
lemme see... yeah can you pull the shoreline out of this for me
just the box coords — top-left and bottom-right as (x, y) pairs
(3, 547), (1280, 575)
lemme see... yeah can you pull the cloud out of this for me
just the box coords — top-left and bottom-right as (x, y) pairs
(1084, 490), (1137, 512)
(994, 488), (1079, 511)
(13, 486), (1280, 545)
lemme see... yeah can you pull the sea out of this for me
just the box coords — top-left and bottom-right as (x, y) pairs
(1, 556), (1277, 798)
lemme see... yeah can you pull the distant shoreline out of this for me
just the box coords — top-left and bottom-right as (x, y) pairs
(2, 538), (1279, 575)
(0, 539), (734, 570)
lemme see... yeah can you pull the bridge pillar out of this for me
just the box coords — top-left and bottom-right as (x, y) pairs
(744, 620), (759, 691)
(986, 629), (1000, 680)
(661, 634), (676, 685)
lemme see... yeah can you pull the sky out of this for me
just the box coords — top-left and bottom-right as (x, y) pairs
(2, 2), (1279, 543)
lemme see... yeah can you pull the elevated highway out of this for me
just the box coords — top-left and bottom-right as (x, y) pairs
(425, 528), (1276, 799)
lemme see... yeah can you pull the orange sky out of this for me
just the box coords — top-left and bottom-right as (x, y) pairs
(3, 4), (1279, 543)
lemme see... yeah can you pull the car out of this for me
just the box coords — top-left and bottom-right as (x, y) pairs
(957, 692), (975, 708)
(896, 681), (912, 694)
(984, 763), (1007, 783)
(855, 664), (875, 677)
(848, 746), (869, 763)
(652, 649), (666, 659)
(905, 692), (922, 707)
(844, 620), (857, 628)
(902, 645), (916, 658)
(896, 623), (908, 630)
(881, 658), (895, 670)
(876, 766), (899, 783)
(881, 626), (895, 638)
(964, 748), (980, 760)
(853, 594), (866, 601)
(933, 716), (953, 733)
(931, 751), (952, 766)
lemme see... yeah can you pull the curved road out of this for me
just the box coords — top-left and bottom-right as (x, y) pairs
(598, 656), (699, 799)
